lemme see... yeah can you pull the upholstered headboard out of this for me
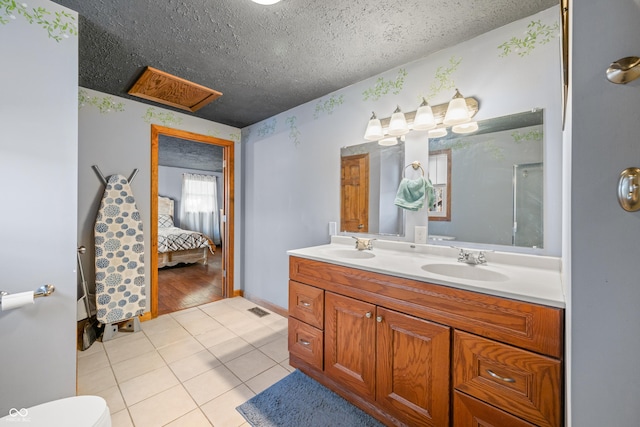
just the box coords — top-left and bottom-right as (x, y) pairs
(158, 196), (174, 217)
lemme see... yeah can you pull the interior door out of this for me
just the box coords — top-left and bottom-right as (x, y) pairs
(1, 0), (78, 414)
(340, 154), (369, 233)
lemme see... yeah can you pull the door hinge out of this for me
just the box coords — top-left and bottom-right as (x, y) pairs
(222, 270), (227, 278)
(222, 214), (227, 222)
(222, 160), (226, 169)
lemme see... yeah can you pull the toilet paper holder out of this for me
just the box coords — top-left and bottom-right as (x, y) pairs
(0, 284), (55, 307)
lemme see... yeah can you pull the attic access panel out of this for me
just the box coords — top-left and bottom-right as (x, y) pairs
(128, 66), (222, 112)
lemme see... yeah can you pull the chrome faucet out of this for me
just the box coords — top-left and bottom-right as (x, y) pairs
(457, 248), (487, 265)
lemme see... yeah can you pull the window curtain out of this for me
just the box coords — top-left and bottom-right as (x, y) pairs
(179, 173), (221, 245)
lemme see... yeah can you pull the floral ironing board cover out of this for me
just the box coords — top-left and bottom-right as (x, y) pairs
(94, 174), (146, 324)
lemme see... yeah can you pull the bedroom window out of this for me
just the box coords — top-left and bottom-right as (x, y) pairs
(180, 173), (221, 245)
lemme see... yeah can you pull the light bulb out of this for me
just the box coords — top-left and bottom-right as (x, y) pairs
(388, 106), (409, 136)
(452, 121), (479, 134)
(443, 89), (471, 126)
(412, 98), (436, 131)
(364, 112), (384, 141)
(428, 128), (448, 138)
(251, 0), (281, 4)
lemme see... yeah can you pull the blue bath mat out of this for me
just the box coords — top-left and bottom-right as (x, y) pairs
(236, 370), (385, 427)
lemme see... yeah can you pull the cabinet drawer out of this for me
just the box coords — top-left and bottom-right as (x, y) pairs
(288, 317), (323, 370)
(289, 280), (324, 329)
(454, 391), (537, 427)
(453, 331), (562, 427)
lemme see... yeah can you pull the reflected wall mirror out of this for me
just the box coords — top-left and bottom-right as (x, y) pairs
(340, 140), (405, 236)
(427, 109), (544, 248)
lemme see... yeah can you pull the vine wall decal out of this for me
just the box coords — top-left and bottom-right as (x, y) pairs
(0, 0), (77, 41)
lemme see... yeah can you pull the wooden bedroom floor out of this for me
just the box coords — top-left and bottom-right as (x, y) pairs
(157, 249), (224, 315)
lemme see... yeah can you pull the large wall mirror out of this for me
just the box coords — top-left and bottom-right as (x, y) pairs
(340, 140), (405, 236)
(428, 109), (544, 248)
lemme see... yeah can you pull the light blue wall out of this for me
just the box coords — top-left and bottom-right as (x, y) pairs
(77, 89), (241, 306)
(242, 7), (562, 309)
(570, 0), (640, 425)
(0, 0), (78, 413)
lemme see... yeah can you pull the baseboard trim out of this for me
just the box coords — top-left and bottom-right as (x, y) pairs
(242, 292), (288, 318)
(233, 289), (244, 298)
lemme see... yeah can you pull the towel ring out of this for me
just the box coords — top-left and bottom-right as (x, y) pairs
(403, 161), (425, 178)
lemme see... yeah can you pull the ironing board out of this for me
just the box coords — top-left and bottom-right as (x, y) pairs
(94, 174), (146, 325)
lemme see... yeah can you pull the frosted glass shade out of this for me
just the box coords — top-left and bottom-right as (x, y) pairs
(364, 117), (384, 141)
(252, 0), (281, 4)
(378, 137), (398, 146)
(428, 128), (448, 138)
(413, 104), (436, 130)
(443, 89), (471, 125)
(452, 121), (478, 134)
(388, 110), (409, 136)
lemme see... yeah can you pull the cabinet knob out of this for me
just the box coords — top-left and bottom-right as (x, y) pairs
(486, 369), (515, 383)
(365, 311), (372, 318)
(376, 315), (383, 323)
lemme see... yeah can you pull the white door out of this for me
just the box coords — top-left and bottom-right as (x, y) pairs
(0, 0), (79, 415)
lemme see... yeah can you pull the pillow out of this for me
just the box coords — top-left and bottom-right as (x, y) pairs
(158, 214), (174, 228)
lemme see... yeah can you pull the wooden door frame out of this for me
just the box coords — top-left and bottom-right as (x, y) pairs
(149, 125), (235, 319)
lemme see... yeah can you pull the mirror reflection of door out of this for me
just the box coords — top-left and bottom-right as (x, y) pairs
(428, 149), (451, 221)
(341, 153), (369, 233)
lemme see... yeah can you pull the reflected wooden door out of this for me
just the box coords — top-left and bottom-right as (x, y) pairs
(340, 153), (369, 232)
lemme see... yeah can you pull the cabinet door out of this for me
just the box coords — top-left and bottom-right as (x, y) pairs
(376, 307), (451, 427)
(324, 292), (376, 399)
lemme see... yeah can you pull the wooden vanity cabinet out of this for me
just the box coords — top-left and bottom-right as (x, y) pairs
(287, 256), (564, 427)
(324, 292), (450, 427)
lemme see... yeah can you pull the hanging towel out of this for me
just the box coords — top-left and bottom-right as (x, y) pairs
(394, 176), (436, 211)
(94, 174), (146, 324)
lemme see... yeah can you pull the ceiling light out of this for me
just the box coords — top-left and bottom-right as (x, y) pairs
(443, 88), (471, 126)
(412, 98), (436, 131)
(364, 112), (384, 141)
(388, 106), (409, 136)
(428, 128), (448, 138)
(452, 121), (479, 134)
(252, 0), (281, 4)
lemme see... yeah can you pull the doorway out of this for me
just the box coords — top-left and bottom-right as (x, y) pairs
(150, 125), (235, 319)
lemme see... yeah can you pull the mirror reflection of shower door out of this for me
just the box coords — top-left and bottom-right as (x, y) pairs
(513, 163), (543, 248)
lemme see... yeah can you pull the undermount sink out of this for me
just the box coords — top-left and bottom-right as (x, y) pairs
(322, 249), (376, 259)
(421, 263), (509, 282)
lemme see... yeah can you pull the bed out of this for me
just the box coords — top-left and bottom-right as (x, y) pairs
(157, 196), (215, 268)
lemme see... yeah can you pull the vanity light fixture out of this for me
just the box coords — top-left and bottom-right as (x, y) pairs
(412, 98), (436, 131)
(443, 88), (472, 125)
(362, 90), (478, 141)
(388, 106), (410, 136)
(451, 121), (479, 134)
(428, 128), (448, 138)
(251, 0), (281, 4)
(378, 136), (404, 146)
(364, 112), (384, 141)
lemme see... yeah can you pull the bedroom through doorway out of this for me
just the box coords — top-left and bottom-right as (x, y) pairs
(150, 125), (235, 318)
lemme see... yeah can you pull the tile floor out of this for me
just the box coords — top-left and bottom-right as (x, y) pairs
(77, 297), (293, 427)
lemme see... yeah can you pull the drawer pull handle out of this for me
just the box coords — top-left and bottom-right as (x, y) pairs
(300, 301), (311, 307)
(299, 339), (311, 346)
(365, 311), (372, 318)
(486, 369), (515, 383)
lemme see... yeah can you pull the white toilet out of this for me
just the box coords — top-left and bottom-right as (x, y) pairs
(0, 396), (110, 427)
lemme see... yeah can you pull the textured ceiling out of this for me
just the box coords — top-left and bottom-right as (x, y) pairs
(52, 0), (557, 128)
(159, 136), (223, 172)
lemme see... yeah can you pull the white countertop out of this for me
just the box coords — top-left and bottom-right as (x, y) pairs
(287, 236), (565, 308)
